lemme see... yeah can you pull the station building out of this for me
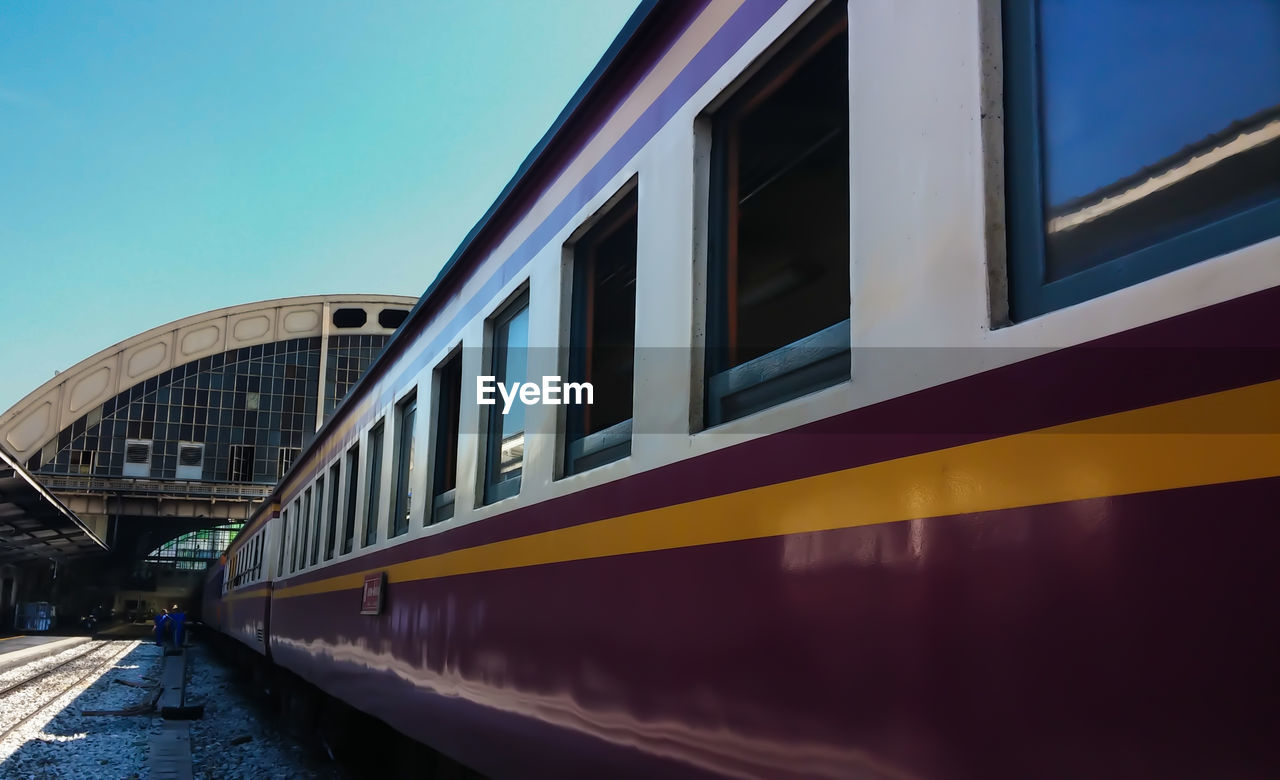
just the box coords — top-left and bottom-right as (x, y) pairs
(0, 294), (416, 624)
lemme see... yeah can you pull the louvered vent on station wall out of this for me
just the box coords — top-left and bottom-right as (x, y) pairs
(332, 308), (367, 328)
(124, 440), (152, 478)
(378, 308), (408, 329)
(176, 442), (204, 480)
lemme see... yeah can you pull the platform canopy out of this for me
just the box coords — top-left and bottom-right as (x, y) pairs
(0, 445), (107, 564)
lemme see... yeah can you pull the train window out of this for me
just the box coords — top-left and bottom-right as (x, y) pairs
(563, 188), (636, 476)
(364, 421), (385, 547)
(391, 392), (416, 538)
(298, 488), (312, 570)
(483, 291), (529, 504)
(325, 462), (340, 560)
(343, 443), (360, 553)
(1003, 0), (1280, 320)
(430, 351), (462, 524)
(310, 475), (324, 565)
(290, 498), (301, 572)
(703, 3), (850, 427)
(277, 509), (288, 575)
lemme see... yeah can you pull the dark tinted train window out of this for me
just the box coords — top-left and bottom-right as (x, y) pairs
(310, 475), (324, 566)
(484, 292), (529, 504)
(430, 352), (462, 524)
(332, 308), (368, 328)
(342, 443), (359, 554)
(391, 392), (416, 537)
(565, 189), (637, 476)
(705, 3), (850, 427)
(1004, 0), (1280, 319)
(289, 499), (301, 573)
(277, 507), (290, 573)
(378, 309), (409, 330)
(325, 462), (340, 560)
(364, 422), (384, 547)
(298, 488), (312, 570)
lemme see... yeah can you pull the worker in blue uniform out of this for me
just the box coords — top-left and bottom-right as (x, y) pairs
(170, 605), (186, 649)
(154, 608), (170, 646)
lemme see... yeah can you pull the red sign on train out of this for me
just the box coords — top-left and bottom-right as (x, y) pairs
(360, 572), (386, 615)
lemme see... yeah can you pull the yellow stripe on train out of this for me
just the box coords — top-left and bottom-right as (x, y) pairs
(271, 378), (1280, 599)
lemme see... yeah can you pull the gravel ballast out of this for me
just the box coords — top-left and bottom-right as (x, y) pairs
(1, 639), (355, 778)
(184, 643), (346, 780)
(0, 639), (157, 779)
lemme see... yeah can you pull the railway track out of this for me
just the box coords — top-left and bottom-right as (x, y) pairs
(0, 640), (137, 745)
(0, 640), (106, 699)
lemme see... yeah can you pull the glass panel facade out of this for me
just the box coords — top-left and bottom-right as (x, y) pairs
(143, 523), (243, 570)
(29, 335), (390, 484)
(325, 334), (391, 418)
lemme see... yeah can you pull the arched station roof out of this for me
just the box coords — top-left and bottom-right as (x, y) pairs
(0, 295), (417, 466)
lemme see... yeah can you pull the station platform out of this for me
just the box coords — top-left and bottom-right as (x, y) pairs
(0, 634), (88, 673)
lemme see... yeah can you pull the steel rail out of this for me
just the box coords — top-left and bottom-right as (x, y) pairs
(0, 641), (106, 700)
(0, 641), (135, 745)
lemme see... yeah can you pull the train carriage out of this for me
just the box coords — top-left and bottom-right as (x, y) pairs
(209, 0), (1280, 777)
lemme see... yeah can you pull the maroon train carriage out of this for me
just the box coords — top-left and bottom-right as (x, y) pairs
(205, 0), (1280, 777)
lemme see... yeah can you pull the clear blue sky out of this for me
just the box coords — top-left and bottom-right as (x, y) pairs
(0, 0), (640, 413)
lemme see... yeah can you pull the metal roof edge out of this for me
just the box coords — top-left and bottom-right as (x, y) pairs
(0, 443), (108, 555)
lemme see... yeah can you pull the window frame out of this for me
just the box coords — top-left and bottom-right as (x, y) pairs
(229, 444), (254, 483)
(702, 2), (852, 428)
(429, 349), (463, 524)
(391, 391), (417, 538)
(342, 443), (360, 554)
(1002, 0), (1280, 321)
(276, 508), (288, 577)
(298, 488), (312, 570)
(290, 498), (302, 573)
(483, 290), (530, 505)
(562, 185), (638, 477)
(325, 462), (340, 560)
(364, 421), (385, 547)
(310, 475), (324, 566)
